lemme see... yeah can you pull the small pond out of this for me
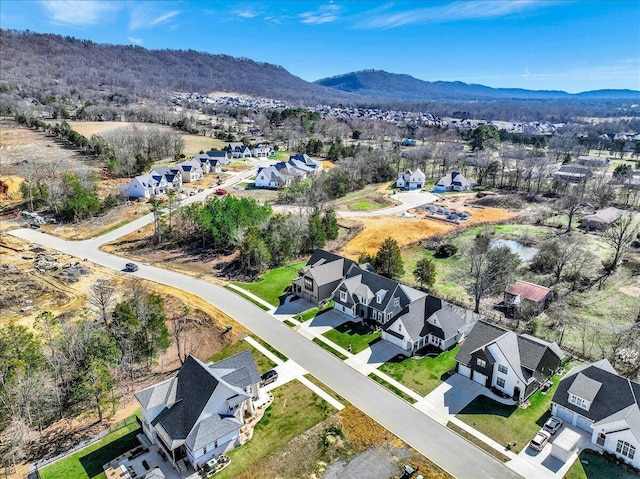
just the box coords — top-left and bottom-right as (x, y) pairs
(490, 239), (539, 262)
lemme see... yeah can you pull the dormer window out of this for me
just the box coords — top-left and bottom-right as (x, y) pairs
(569, 394), (589, 410)
(340, 290), (347, 302)
(377, 293), (383, 304)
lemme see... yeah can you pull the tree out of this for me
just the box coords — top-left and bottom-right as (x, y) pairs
(74, 358), (115, 422)
(166, 189), (180, 232)
(613, 163), (633, 180)
(602, 214), (639, 271)
(237, 227), (271, 276)
(149, 197), (164, 244)
(88, 280), (115, 322)
(470, 125), (500, 151)
(373, 237), (405, 279)
(304, 211), (327, 252)
(465, 233), (521, 313)
(557, 185), (584, 232)
(322, 208), (339, 240)
(413, 257), (436, 290)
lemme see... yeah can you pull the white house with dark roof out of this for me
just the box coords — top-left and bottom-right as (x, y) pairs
(255, 154), (322, 189)
(175, 158), (203, 183)
(253, 144), (275, 158)
(135, 352), (261, 472)
(551, 359), (640, 469)
(396, 169), (426, 190)
(383, 295), (481, 354)
(455, 321), (564, 402)
(433, 171), (473, 192)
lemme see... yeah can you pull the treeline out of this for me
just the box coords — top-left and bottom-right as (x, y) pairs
(164, 195), (339, 276)
(0, 285), (169, 463)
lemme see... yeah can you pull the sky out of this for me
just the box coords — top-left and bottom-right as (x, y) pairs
(1, 0), (639, 93)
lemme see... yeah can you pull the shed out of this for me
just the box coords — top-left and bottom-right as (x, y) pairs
(550, 428), (581, 463)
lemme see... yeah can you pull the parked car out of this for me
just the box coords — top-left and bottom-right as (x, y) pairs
(125, 262), (139, 272)
(529, 429), (552, 451)
(260, 369), (278, 386)
(215, 188), (227, 196)
(543, 417), (563, 435)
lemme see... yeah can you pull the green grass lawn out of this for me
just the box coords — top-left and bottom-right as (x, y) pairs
(293, 301), (334, 322)
(322, 322), (381, 354)
(348, 200), (383, 211)
(563, 449), (640, 479)
(224, 285), (270, 310)
(232, 260), (306, 306)
(40, 417), (141, 479)
(456, 364), (574, 453)
(209, 337), (276, 374)
(215, 380), (336, 479)
(378, 347), (459, 396)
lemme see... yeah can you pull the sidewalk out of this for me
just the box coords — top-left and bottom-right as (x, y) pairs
(226, 284), (276, 313)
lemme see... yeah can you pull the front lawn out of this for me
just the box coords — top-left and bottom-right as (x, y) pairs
(378, 347), (459, 396)
(215, 380), (336, 479)
(40, 416), (141, 479)
(322, 321), (381, 354)
(232, 260), (306, 306)
(456, 365), (572, 453)
(564, 449), (640, 479)
(209, 337), (276, 374)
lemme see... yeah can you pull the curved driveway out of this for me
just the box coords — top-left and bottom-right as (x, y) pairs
(9, 227), (520, 479)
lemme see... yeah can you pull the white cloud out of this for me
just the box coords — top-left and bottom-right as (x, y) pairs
(129, 6), (180, 31)
(355, 0), (552, 29)
(128, 36), (143, 45)
(233, 6), (260, 19)
(40, 0), (120, 26)
(299, 3), (342, 25)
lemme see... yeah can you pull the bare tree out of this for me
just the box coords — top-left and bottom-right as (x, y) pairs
(602, 214), (639, 271)
(89, 279), (116, 323)
(556, 185), (585, 232)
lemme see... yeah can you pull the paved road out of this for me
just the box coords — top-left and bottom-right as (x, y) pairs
(9, 227), (520, 479)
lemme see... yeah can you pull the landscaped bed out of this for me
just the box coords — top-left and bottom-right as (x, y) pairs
(39, 416), (141, 479)
(322, 321), (381, 354)
(378, 347), (459, 396)
(564, 449), (640, 479)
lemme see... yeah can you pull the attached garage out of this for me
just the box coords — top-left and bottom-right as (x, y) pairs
(555, 406), (576, 425)
(551, 428), (581, 463)
(457, 364), (472, 379)
(472, 371), (488, 386)
(576, 415), (593, 432)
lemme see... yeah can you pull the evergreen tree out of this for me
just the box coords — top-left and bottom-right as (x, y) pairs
(373, 237), (405, 279)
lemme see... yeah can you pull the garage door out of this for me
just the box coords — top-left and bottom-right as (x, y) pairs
(472, 371), (488, 386)
(576, 415), (593, 432)
(458, 364), (471, 379)
(555, 406), (575, 424)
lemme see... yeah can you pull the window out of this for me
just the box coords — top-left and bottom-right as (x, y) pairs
(496, 377), (506, 388)
(476, 358), (486, 368)
(569, 394), (589, 410)
(377, 293), (383, 304)
(394, 297), (400, 307)
(340, 290), (347, 302)
(616, 440), (636, 460)
(304, 278), (313, 291)
(387, 312), (392, 320)
(398, 324), (402, 331)
(498, 364), (508, 374)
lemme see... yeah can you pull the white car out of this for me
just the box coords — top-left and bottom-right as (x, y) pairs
(529, 429), (552, 451)
(543, 417), (563, 435)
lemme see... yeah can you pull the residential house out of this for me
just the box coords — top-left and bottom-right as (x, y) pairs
(291, 250), (357, 305)
(175, 158), (204, 183)
(382, 295), (480, 354)
(577, 156), (610, 168)
(123, 173), (170, 199)
(206, 150), (232, 165)
(551, 359), (640, 469)
(581, 207), (625, 230)
(455, 320), (564, 402)
(151, 167), (182, 190)
(254, 154), (322, 189)
(396, 169), (426, 190)
(225, 142), (252, 159)
(135, 352), (261, 472)
(288, 154), (322, 173)
(253, 144), (275, 158)
(554, 165), (593, 183)
(504, 281), (553, 315)
(433, 171), (473, 192)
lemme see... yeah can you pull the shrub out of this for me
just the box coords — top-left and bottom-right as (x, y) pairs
(435, 243), (458, 258)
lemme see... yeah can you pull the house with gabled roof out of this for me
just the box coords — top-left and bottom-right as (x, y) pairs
(504, 280), (553, 315)
(382, 295), (481, 354)
(396, 169), (426, 190)
(205, 150), (232, 165)
(253, 144), (275, 158)
(554, 165), (593, 183)
(455, 320), (564, 402)
(175, 158), (203, 183)
(151, 167), (182, 190)
(291, 250), (357, 305)
(581, 207), (625, 231)
(225, 142), (252, 159)
(433, 171), (473, 192)
(255, 154), (321, 189)
(135, 352), (261, 472)
(551, 359), (640, 469)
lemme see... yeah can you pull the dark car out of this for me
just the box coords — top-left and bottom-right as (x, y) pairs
(215, 188), (227, 195)
(125, 262), (139, 272)
(260, 369), (278, 386)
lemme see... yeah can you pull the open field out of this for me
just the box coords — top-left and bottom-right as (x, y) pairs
(232, 260), (306, 306)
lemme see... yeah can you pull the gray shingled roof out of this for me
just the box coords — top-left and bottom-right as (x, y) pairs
(186, 414), (242, 451)
(568, 373), (603, 403)
(382, 297), (428, 342)
(208, 350), (261, 388)
(134, 377), (177, 411)
(455, 321), (507, 366)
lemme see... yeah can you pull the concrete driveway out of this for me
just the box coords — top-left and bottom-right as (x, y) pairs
(273, 297), (316, 316)
(345, 340), (407, 375)
(336, 190), (438, 218)
(306, 309), (352, 330)
(414, 374), (487, 424)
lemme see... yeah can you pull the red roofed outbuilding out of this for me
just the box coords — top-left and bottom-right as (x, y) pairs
(504, 280), (553, 315)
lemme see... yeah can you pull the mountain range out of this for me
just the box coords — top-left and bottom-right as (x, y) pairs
(1, 30), (638, 106)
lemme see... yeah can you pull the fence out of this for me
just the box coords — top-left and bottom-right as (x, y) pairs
(28, 416), (141, 476)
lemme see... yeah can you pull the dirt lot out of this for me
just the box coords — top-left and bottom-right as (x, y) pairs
(340, 193), (518, 258)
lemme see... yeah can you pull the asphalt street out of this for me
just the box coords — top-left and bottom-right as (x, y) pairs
(10, 226), (521, 479)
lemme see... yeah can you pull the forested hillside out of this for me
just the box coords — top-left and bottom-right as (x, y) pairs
(0, 30), (353, 104)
